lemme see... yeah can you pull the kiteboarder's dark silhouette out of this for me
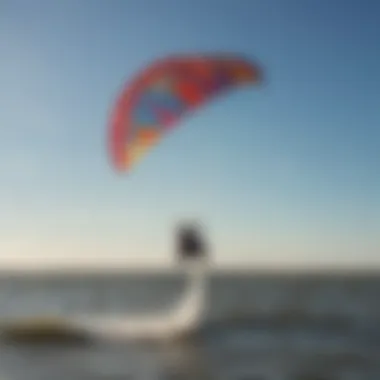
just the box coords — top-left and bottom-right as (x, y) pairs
(176, 222), (207, 263)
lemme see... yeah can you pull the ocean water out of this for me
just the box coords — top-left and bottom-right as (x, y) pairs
(0, 270), (379, 380)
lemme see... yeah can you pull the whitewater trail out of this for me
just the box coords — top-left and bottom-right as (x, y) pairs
(71, 264), (208, 342)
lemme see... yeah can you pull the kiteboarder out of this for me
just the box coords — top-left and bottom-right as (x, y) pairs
(176, 222), (207, 263)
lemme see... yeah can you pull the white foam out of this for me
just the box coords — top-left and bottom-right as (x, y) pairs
(71, 264), (208, 342)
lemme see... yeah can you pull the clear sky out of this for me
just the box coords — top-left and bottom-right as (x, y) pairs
(0, 0), (379, 269)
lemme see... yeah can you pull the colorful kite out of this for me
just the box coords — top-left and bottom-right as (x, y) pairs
(108, 53), (262, 172)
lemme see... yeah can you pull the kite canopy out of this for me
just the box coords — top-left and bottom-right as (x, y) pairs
(108, 53), (262, 172)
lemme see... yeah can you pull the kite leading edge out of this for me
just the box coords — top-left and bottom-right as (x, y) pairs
(108, 53), (262, 173)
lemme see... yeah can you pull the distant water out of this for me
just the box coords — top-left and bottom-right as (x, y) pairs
(0, 270), (379, 380)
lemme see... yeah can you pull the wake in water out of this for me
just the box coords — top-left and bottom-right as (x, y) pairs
(0, 223), (210, 344)
(72, 263), (209, 342)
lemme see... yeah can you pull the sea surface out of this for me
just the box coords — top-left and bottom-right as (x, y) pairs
(0, 270), (379, 380)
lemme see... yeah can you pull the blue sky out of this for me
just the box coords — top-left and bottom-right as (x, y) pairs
(0, 0), (379, 269)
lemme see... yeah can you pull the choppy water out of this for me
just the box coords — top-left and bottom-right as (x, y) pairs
(0, 270), (379, 380)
